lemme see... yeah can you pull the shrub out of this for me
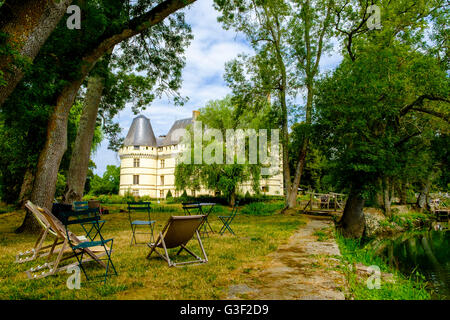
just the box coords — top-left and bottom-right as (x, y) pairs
(139, 195), (152, 202)
(240, 201), (284, 216)
(166, 190), (173, 199)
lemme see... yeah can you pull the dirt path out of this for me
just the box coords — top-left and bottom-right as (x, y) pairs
(229, 215), (347, 300)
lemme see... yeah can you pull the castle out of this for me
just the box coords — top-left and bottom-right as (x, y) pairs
(118, 111), (284, 199)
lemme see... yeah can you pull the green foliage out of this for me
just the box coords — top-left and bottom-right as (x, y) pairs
(336, 232), (431, 300)
(88, 165), (120, 196)
(0, 0), (193, 204)
(166, 190), (173, 199)
(313, 41), (449, 197)
(240, 201), (284, 216)
(175, 96), (263, 204)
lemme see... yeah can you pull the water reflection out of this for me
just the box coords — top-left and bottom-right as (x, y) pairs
(370, 229), (450, 299)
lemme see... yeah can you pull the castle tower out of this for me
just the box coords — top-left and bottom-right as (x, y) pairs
(118, 115), (160, 198)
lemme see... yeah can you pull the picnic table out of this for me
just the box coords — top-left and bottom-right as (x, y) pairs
(182, 202), (216, 236)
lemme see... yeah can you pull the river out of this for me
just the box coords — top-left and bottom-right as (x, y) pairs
(371, 228), (450, 299)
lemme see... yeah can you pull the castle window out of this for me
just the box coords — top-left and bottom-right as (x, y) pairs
(262, 186), (269, 193)
(160, 159), (165, 168)
(133, 158), (140, 167)
(160, 190), (164, 198)
(132, 189), (139, 197)
(133, 175), (139, 185)
(160, 176), (164, 186)
(134, 145), (139, 150)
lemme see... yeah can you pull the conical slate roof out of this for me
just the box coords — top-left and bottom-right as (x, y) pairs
(123, 115), (157, 146)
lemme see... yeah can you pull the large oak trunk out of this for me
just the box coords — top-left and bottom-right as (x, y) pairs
(0, 0), (72, 106)
(63, 75), (104, 204)
(17, 167), (35, 207)
(338, 187), (365, 238)
(17, 80), (83, 233)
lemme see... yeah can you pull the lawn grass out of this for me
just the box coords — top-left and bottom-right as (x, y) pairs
(0, 202), (305, 300)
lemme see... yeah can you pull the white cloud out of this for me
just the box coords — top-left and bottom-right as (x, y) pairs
(92, 0), (252, 175)
(92, 0), (343, 175)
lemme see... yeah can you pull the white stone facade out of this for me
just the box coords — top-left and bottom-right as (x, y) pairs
(118, 112), (284, 199)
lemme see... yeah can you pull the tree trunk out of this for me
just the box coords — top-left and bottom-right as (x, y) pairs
(338, 187), (365, 238)
(20, 79), (84, 235)
(279, 79), (291, 204)
(15, 167), (39, 234)
(399, 180), (407, 205)
(230, 191), (236, 207)
(63, 75), (104, 204)
(0, 0), (72, 106)
(17, 167), (35, 207)
(286, 81), (313, 209)
(416, 172), (436, 212)
(382, 176), (392, 217)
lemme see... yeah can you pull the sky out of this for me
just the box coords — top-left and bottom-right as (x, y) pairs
(92, 0), (342, 176)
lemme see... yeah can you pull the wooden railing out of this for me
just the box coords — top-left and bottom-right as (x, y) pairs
(302, 192), (347, 213)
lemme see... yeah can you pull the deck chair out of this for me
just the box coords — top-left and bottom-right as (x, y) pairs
(127, 202), (155, 245)
(74, 201), (106, 241)
(25, 203), (112, 281)
(15, 201), (86, 264)
(147, 215), (208, 267)
(218, 201), (239, 235)
(59, 208), (117, 283)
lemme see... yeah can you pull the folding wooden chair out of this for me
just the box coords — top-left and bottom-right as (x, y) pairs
(147, 215), (208, 267)
(127, 202), (155, 245)
(218, 201), (239, 235)
(74, 201), (106, 241)
(24, 203), (112, 282)
(15, 201), (86, 264)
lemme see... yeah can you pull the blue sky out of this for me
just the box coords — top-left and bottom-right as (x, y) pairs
(92, 0), (342, 176)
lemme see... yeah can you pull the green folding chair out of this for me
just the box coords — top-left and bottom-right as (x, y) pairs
(127, 202), (155, 245)
(219, 201), (239, 235)
(74, 201), (105, 241)
(60, 208), (117, 284)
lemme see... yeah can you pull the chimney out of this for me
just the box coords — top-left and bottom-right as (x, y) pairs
(192, 110), (200, 120)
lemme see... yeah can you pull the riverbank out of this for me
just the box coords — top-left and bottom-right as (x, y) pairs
(363, 206), (435, 238)
(336, 232), (433, 300)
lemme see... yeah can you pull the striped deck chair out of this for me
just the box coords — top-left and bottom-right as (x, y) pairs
(147, 215), (208, 267)
(24, 202), (111, 281)
(15, 202), (86, 264)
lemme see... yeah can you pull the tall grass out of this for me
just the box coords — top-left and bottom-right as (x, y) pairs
(335, 232), (432, 300)
(240, 201), (284, 216)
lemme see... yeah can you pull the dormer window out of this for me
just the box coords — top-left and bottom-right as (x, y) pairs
(134, 146), (139, 150)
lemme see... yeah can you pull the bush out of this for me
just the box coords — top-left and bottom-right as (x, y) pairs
(166, 190), (173, 199)
(240, 201), (284, 216)
(139, 195), (152, 202)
